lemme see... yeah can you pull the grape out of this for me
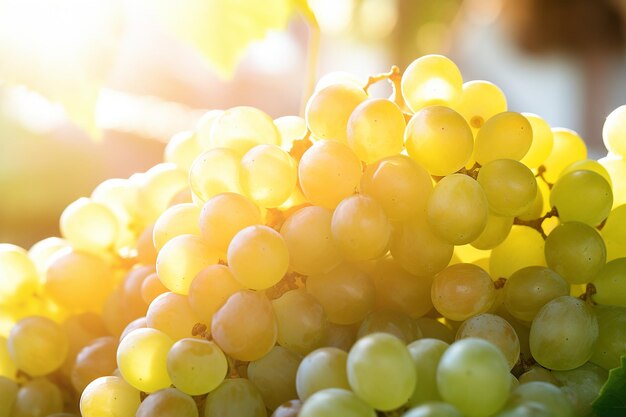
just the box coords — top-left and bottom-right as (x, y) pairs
(357, 310), (422, 343)
(518, 365), (559, 386)
(404, 106), (473, 176)
(323, 323), (358, 351)
(455, 80), (507, 132)
(477, 159), (537, 217)
(0, 376), (18, 417)
(542, 128), (587, 183)
(592, 258), (626, 307)
(402, 402), (463, 417)
(136, 388), (199, 417)
(437, 338), (511, 417)
(550, 170), (612, 226)
(559, 159), (612, 186)
(296, 347), (350, 401)
(552, 362), (608, 417)
(406, 339), (449, 406)
(520, 113), (554, 169)
(331, 194), (392, 261)
(600, 156), (626, 207)
(490, 226), (546, 278)
(544, 222), (606, 284)
(415, 318), (455, 344)
(189, 148), (241, 203)
(153, 203), (201, 251)
(135, 163), (188, 224)
(146, 292), (201, 341)
(0, 336), (18, 381)
(248, 346), (301, 410)
(60, 197), (119, 252)
(211, 290), (277, 361)
(427, 174), (488, 245)
(0, 244), (39, 305)
(71, 336), (117, 392)
(27, 237), (70, 277)
(347, 333), (416, 411)
(602, 204), (626, 245)
(120, 317), (147, 341)
(471, 212), (513, 250)
(401, 55), (463, 112)
(208, 106), (279, 156)
(507, 382), (574, 417)
(529, 296), (598, 370)
(299, 388), (376, 417)
(493, 401), (553, 417)
(187, 264), (243, 324)
(80, 376), (141, 417)
(195, 110), (224, 149)
(141, 272), (169, 304)
(602, 104), (626, 158)
(474, 112), (533, 165)
(590, 305), (626, 370)
(164, 131), (202, 172)
(274, 115), (307, 149)
(271, 400), (302, 417)
(203, 378), (267, 417)
(166, 338), (227, 396)
(12, 378), (63, 417)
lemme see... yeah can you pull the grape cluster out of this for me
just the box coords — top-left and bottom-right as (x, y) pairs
(1, 54), (626, 417)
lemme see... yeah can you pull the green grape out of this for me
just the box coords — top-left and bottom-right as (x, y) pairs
(474, 112), (532, 165)
(493, 401), (553, 417)
(211, 290), (277, 361)
(390, 215), (453, 277)
(490, 226), (546, 278)
(60, 197), (119, 252)
(166, 338), (227, 396)
(12, 378), (63, 417)
(188, 264), (243, 324)
(544, 222), (606, 284)
(305, 83), (368, 143)
(279, 206), (342, 276)
(0, 376), (18, 417)
(347, 333), (416, 411)
(298, 140), (362, 209)
(599, 156), (626, 207)
(331, 194), (392, 261)
(550, 170), (612, 226)
(80, 376), (141, 417)
(274, 115), (307, 150)
(0, 244), (39, 305)
(404, 106), (473, 176)
(164, 131), (202, 172)
(503, 266), (569, 322)
(602, 204), (626, 245)
(415, 318), (455, 344)
(360, 154), (433, 222)
(591, 305), (626, 370)
(456, 313), (520, 369)
(240, 144), (298, 208)
(306, 263), (375, 325)
(471, 212), (513, 250)
(427, 174), (488, 245)
(296, 347), (350, 401)
(520, 113), (554, 169)
(209, 106), (279, 156)
(227, 225), (289, 290)
(153, 203), (201, 252)
(406, 339), (449, 406)
(602, 104), (626, 158)
(508, 382), (574, 417)
(323, 323), (358, 351)
(477, 159), (537, 217)
(136, 388), (199, 417)
(455, 80), (507, 132)
(204, 378), (267, 417)
(0, 336), (18, 380)
(271, 400), (302, 417)
(371, 257), (433, 319)
(552, 362), (608, 417)
(431, 263), (495, 321)
(134, 163), (188, 224)
(357, 310), (422, 344)
(437, 338), (511, 417)
(530, 296), (598, 370)
(248, 346), (301, 410)
(516, 177), (549, 221)
(559, 159), (612, 186)
(401, 55), (463, 112)
(8, 316), (68, 377)
(518, 365), (559, 386)
(403, 402), (463, 417)
(542, 128), (587, 183)
(116, 328), (173, 393)
(71, 336), (117, 392)
(299, 388), (375, 417)
(189, 148), (241, 203)
(146, 292), (201, 341)
(347, 98), (405, 163)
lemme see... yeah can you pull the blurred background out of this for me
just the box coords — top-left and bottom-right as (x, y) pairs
(1, 0), (625, 247)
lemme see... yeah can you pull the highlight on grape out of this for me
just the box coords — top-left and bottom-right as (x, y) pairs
(1, 54), (626, 417)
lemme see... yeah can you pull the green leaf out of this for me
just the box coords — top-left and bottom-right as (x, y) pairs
(593, 355), (626, 417)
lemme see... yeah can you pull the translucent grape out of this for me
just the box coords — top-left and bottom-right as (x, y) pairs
(0, 376), (18, 416)
(274, 115), (307, 149)
(60, 197), (119, 252)
(71, 336), (117, 392)
(542, 128), (587, 183)
(456, 313), (520, 369)
(8, 316), (68, 376)
(0, 336), (18, 380)
(602, 204), (626, 245)
(599, 156), (626, 207)
(240, 144), (297, 207)
(602, 104), (626, 158)
(477, 159), (537, 217)
(209, 106), (279, 155)
(80, 376), (141, 417)
(474, 112), (532, 165)
(27, 236), (70, 278)
(406, 338), (449, 406)
(167, 338), (227, 396)
(0, 244), (39, 305)
(493, 401), (553, 417)
(248, 346), (301, 410)
(591, 305), (626, 370)
(120, 317), (147, 342)
(189, 148), (241, 203)
(136, 388), (199, 417)
(507, 382), (574, 417)
(401, 55), (463, 112)
(12, 378), (63, 417)
(518, 365), (559, 386)
(559, 159), (612, 186)
(146, 292), (200, 341)
(153, 203), (201, 252)
(552, 362), (608, 417)
(203, 378), (267, 417)
(403, 402), (463, 417)
(141, 272), (169, 304)
(490, 226), (546, 278)
(135, 163), (188, 224)
(164, 131), (202, 172)
(296, 347), (349, 401)
(117, 328), (173, 392)
(471, 212), (513, 250)
(187, 264), (243, 324)
(357, 310), (422, 343)
(455, 80), (507, 132)
(299, 388), (376, 417)
(550, 170), (612, 226)
(520, 113), (554, 169)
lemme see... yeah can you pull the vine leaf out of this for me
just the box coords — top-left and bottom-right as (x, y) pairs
(592, 355), (626, 417)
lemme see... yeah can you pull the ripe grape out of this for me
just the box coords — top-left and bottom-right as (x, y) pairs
(136, 388), (199, 417)
(208, 106), (280, 156)
(477, 159), (537, 217)
(455, 80), (507, 131)
(474, 112), (532, 165)
(299, 388), (376, 417)
(401, 55), (463, 112)
(203, 378), (267, 417)
(248, 346), (301, 410)
(80, 376), (141, 417)
(296, 347), (350, 401)
(406, 338), (449, 406)
(166, 338), (227, 396)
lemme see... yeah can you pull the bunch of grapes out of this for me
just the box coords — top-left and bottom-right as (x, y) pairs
(1, 54), (625, 417)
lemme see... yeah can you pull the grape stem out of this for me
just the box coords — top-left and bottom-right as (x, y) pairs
(363, 65), (411, 117)
(580, 283), (597, 305)
(513, 206), (559, 239)
(295, 0), (320, 116)
(535, 165), (553, 189)
(494, 277), (507, 289)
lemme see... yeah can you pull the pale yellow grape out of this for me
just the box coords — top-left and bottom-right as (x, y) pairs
(71, 336), (118, 393)
(121, 264), (153, 320)
(306, 263), (375, 325)
(559, 159), (612, 186)
(401, 54), (463, 112)
(477, 159), (537, 217)
(592, 258), (626, 307)
(188, 264), (243, 324)
(248, 346), (301, 410)
(211, 290), (277, 361)
(455, 80), (507, 131)
(427, 174), (488, 245)
(91, 178), (139, 229)
(164, 131), (202, 172)
(146, 292), (201, 341)
(11, 378), (63, 416)
(298, 140), (362, 209)
(0, 376), (18, 416)
(508, 382), (574, 417)
(602, 204), (626, 245)
(390, 214), (453, 276)
(209, 106), (279, 155)
(240, 144), (297, 207)
(296, 347), (350, 401)
(136, 224), (158, 265)
(199, 192), (262, 252)
(490, 226), (546, 278)
(120, 317), (147, 342)
(0, 336), (18, 380)
(279, 206), (342, 276)
(299, 388), (375, 417)
(305, 83), (367, 142)
(153, 203), (201, 251)
(405, 106), (473, 176)
(404, 403), (463, 417)
(603, 104), (626, 157)
(542, 128), (587, 183)
(156, 234), (221, 295)
(517, 177), (549, 221)
(136, 388), (199, 417)
(274, 115), (307, 150)
(431, 263), (496, 321)
(27, 237), (70, 278)
(60, 197), (120, 253)
(456, 313), (520, 369)
(204, 378), (267, 417)
(520, 113), (554, 169)
(357, 310), (421, 343)
(0, 244), (39, 305)
(474, 112), (533, 165)
(360, 154), (433, 221)
(346, 98), (405, 163)
(518, 365), (559, 385)
(195, 109), (224, 150)
(135, 163), (188, 224)
(80, 376), (140, 417)
(471, 212), (513, 250)
(60, 312), (109, 374)
(552, 362), (608, 417)
(550, 170), (612, 226)
(189, 148), (241, 203)
(141, 272), (168, 304)
(599, 156), (626, 207)
(167, 338), (227, 396)
(228, 225), (289, 290)
(8, 316), (68, 376)
(406, 338), (449, 406)
(591, 306), (626, 370)
(314, 71), (363, 92)
(117, 328), (173, 392)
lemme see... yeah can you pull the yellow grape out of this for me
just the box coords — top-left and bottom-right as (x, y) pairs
(599, 156), (626, 208)
(71, 336), (118, 393)
(164, 131), (202, 172)
(602, 104), (626, 158)
(520, 113), (554, 169)
(602, 205), (626, 246)
(490, 226), (546, 278)
(209, 106), (280, 156)
(401, 54), (463, 112)
(27, 237), (70, 278)
(91, 178), (139, 230)
(136, 388), (199, 417)
(314, 71), (362, 92)
(274, 115), (307, 150)
(167, 338), (227, 396)
(592, 258), (626, 307)
(358, 309), (421, 343)
(60, 197), (119, 252)
(542, 128), (587, 183)
(8, 316), (68, 376)
(134, 163), (188, 224)
(189, 148), (241, 203)
(195, 109), (224, 151)
(120, 317), (147, 342)
(454, 80), (507, 131)
(12, 377), (63, 416)
(559, 159), (612, 186)
(474, 112), (533, 165)
(0, 336), (18, 380)
(477, 159), (537, 217)
(471, 212), (513, 250)
(550, 170), (613, 226)
(146, 292), (201, 341)
(0, 244), (39, 305)
(188, 264), (243, 324)
(80, 376), (140, 417)
(153, 203), (201, 252)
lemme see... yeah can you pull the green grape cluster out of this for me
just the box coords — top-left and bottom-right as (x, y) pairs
(1, 54), (626, 417)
